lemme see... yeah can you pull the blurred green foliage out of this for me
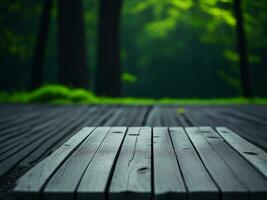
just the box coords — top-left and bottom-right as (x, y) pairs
(0, 0), (267, 98)
(0, 84), (267, 105)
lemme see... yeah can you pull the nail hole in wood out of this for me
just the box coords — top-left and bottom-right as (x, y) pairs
(207, 136), (219, 139)
(113, 131), (123, 134)
(128, 133), (139, 136)
(183, 148), (190, 150)
(244, 151), (258, 156)
(138, 167), (149, 173)
(201, 131), (212, 133)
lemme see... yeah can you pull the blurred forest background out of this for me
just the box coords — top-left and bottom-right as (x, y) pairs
(0, 0), (266, 101)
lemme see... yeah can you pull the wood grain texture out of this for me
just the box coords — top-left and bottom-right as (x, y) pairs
(153, 127), (186, 200)
(216, 127), (267, 178)
(109, 127), (152, 200)
(0, 104), (266, 200)
(185, 127), (248, 200)
(0, 107), (86, 176)
(43, 127), (111, 200)
(13, 127), (95, 200)
(169, 127), (219, 200)
(185, 106), (267, 151)
(77, 127), (127, 200)
(200, 127), (267, 200)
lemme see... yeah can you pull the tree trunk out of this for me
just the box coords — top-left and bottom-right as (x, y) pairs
(57, 0), (89, 88)
(30, 0), (53, 89)
(95, 0), (123, 97)
(233, 0), (252, 97)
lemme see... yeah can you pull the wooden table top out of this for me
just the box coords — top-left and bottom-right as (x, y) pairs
(0, 104), (267, 199)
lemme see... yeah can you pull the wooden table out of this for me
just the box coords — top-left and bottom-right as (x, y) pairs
(0, 105), (267, 199)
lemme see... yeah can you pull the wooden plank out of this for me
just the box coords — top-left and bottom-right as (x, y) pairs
(127, 106), (149, 126)
(216, 127), (267, 178)
(200, 127), (267, 200)
(146, 106), (162, 126)
(43, 127), (111, 200)
(20, 106), (96, 165)
(109, 127), (152, 200)
(185, 106), (267, 151)
(153, 127), (186, 200)
(84, 105), (115, 126)
(103, 107), (125, 126)
(185, 127), (248, 200)
(0, 107), (88, 163)
(169, 127), (219, 200)
(77, 127), (127, 200)
(161, 107), (185, 126)
(0, 107), (87, 175)
(13, 127), (95, 200)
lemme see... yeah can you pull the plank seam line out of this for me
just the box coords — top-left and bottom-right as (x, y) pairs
(215, 127), (267, 180)
(200, 128), (250, 192)
(27, 110), (91, 165)
(141, 105), (153, 126)
(0, 128), (50, 166)
(83, 106), (108, 126)
(184, 127), (222, 199)
(104, 127), (129, 200)
(181, 113), (194, 126)
(39, 127), (97, 199)
(74, 127), (112, 199)
(151, 127), (155, 200)
(168, 127), (189, 200)
(26, 108), (91, 165)
(98, 107), (117, 126)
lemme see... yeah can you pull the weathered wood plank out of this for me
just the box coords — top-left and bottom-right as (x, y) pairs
(161, 107), (185, 126)
(146, 106), (162, 126)
(0, 107), (87, 176)
(13, 127), (95, 200)
(43, 127), (111, 200)
(200, 127), (267, 200)
(216, 127), (267, 178)
(185, 106), (267, 151)
(0, 107), (89, 164)
(169, 127), (219, 200)
(77, 127), (127, 200)
(185, 127), (248, 200)
(153, 127), (186, 200)
(109, 127), (152, 200)
(20, 106), (96, 165)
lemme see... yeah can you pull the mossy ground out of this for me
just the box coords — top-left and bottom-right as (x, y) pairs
(0, 84), (267, 105)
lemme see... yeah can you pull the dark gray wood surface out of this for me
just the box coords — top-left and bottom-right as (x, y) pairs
(0, 104), (267, 200)
(43, 127), (111, 200)
(169, 127), (219, 200)
(13, 127), (95, 200)
(186, 127), (248, 200)
(109, 127), (152, 200)
(153, 127), (186, 200)
(12, 126), (267, 200)
(77, 127), (127, 200)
